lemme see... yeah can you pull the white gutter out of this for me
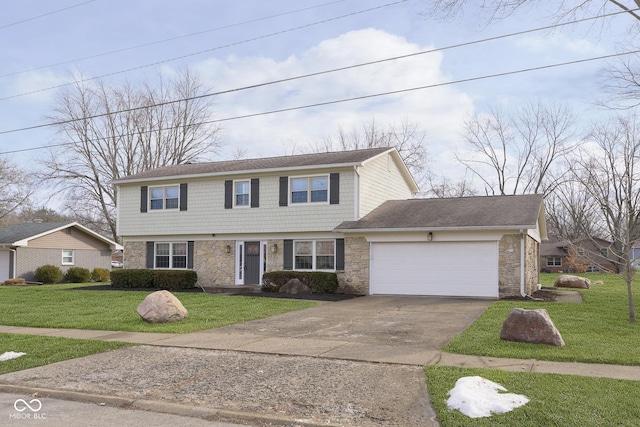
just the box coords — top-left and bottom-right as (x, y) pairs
(520, 230), (526, 297)
(353, 166), (360, 220)
(336, 225), (537, 233)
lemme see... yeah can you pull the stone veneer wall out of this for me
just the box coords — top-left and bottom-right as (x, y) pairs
(341, 236), (370, 294)
(123, 241), (145, 269)
(193, 240), (235, 287)
(498, 233), (540, 297)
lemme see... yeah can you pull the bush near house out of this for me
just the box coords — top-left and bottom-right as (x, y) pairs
(64, 267), (91, 283)
(262, 271), (339, 293)
(110, 269), (198, 290)
(34, 265), (62, 284)
(90, 268), (110, 282)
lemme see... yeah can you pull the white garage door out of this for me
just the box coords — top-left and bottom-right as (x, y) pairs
(370, 241), (499, 297)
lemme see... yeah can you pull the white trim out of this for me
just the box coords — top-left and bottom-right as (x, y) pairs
(233, 179), (251, 208)
(62, 249), (75, 265)
(292, 239), (336, 272)
(148, 185), (180, 211)
(12, 222), (122, 250)
(289, 174), (329, 205)
(153, 242), (188, 269)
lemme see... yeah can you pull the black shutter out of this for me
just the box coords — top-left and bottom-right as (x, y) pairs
(330, 173), (340, 205)
(8, 250), (14, 278)
(224, 180), (233, 209)
(146, 241), (154, 268)
(187, 241), (194, 269)
(283, 239), (293, 270)
(279, 176), (288, 206)
(251, 178), (260, 208)
(140, 186), (148, 213)
(336, 238), (345, 270)
(179, 183), (188, 211)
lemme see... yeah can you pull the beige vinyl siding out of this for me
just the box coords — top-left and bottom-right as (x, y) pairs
(359, 152), (415, 217)
(28, 229), (111, 250)
(117, 168), (356, 237)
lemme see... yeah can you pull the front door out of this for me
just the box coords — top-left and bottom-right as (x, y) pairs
(244, 241), (261, 285)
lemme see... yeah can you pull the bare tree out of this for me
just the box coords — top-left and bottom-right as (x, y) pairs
(456, 101), (577, 195)
(311, 118), (430, 186)
(40, 70), (222, 241)
(0, 158), (36, 224)
(426, 175), (478, 198)
(570, 112), (640, 322)
(544, 182), (603, 241)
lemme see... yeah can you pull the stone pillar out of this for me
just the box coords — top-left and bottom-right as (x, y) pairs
(193, 240), (235, 287)
(342, 236), (369, 294)
(498, 234), (521, 297)
(123, 241), (146, 269)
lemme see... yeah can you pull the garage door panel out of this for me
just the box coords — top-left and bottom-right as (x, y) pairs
(370, 242), (498, 297)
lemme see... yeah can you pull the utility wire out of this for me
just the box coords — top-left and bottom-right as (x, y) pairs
(0, 0), (95, 30)
(0, 0), (346, 78)
(0, 6), (635, 136)
(0, 0), (407, 102)
(2, 47), (638, 156)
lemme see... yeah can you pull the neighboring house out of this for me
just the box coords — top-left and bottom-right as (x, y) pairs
(540, 236), (615, 273)
(0, 222), (123, 282)
(113, 147), (546, 298)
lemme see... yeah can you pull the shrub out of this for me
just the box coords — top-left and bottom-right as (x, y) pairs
(262, 271), (338, 293)
(110, 269), (197, 290)
(64, 267), (91, 283)
(34, 265), (62, 284)
(91, 268), (110, 282)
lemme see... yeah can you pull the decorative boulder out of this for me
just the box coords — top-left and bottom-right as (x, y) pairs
(279, 278), (311, 294)
(500, 308), (565, 346)
(137, 290), (188, 323)
(554, 274), (590, 289)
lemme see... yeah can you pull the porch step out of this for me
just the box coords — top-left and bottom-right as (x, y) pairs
(203, 285), (262, 295)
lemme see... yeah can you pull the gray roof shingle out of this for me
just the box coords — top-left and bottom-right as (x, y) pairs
(335, 194), (544, 230)
(0, 222), (71, 244)
(112, 147), (393, 183)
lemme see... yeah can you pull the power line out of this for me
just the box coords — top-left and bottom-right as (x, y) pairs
(0, 0), (407, 102)
(0, 6), (634, 136)
(0, 0), (96, 30)
(0, 0), (346, 79)
(2, 48), (638, 156)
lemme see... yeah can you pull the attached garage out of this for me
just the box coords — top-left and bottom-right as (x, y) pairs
(370, 241), (499, 297)
(335, 194), (547, 299)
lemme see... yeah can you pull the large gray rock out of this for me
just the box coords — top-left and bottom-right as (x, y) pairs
(500, 308), (565, 346)
(279, 278), (311, 294)
(137, 290), (188, 323)
(554, 274), (590, 289)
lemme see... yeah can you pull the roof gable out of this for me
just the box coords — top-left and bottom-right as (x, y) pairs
(335, 194), (545, 232)
(111, 147), (398, 184)
(0, 222), (122, 250)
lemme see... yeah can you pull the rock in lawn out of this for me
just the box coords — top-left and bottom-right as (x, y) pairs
(554, 274), (590, 289)
(279, 278), (311, 294)
(137, 290), (188, 323)
(500, 308), (565, 346)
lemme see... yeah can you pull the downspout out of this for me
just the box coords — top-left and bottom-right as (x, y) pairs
(520, 230), (526, 297)
(9, 248), (17, 279)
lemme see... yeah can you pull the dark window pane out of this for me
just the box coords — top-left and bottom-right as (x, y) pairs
(316, 255), (334, 270)
(311, 190), (327, 202)
(291, 191), (307, 203)
(150, 199), (163, 210)
(165, 198), (179, 209)
(156, 256), (169, 268)
(295, 256), (313, 269)
(173, 256), (187, 268)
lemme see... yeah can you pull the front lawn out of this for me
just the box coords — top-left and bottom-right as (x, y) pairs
(425, 365), (640, 426)
(0, 283), (318, 333)
(444, 273), (640, 365)
(0, 334), (131, 375)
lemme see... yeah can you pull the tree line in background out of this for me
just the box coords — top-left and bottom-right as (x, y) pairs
(2, 1), (640, 321)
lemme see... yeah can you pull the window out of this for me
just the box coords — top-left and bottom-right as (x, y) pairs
(290, 176), (328, 204)
(294, 240), (335, 270)
(155, 242), (188, 269)
(599, 247), (609, 257)
(546, 256), (562, 267)
(235, 181), (250, 207)
(150, 186), (179, 210)
(62, 249), (74, 265)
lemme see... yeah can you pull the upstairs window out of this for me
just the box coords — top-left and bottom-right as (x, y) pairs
(150, 186), (179, 210)
(291, 176), (328, 204)
(235, 181), (250, 207)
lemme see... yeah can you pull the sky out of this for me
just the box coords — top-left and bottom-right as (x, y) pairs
(0, 0), (633, 193)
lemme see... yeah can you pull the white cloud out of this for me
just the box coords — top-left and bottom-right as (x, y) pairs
(514, 33), (606, 56)
(194, 28), (474, 160)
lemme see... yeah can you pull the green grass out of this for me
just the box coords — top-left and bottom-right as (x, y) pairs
(444, 273), (640, 365)
(0, 283), (318, 333)
(0, 333), (131, 375)
(425, 365), (640, 427)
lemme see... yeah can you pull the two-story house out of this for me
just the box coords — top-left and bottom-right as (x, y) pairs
(113, 147), (546, 298)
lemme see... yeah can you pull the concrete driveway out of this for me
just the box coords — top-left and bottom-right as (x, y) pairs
(157, 295), (492, 365)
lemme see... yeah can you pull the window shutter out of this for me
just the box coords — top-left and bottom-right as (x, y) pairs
(330, 173), (340, 205)
(179, 183), (188, 211)
(146, 241), (154, 268)
(140, 186), (148, 213)
(283, 239), (293, 270)
(279, 176), (288, 206)
(8, 250), (14, 278)
(251, 178), (260, 208)
(336, 238), (345, 270)
(187, 241), (194, 269)
(224, 180), (233, 209)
